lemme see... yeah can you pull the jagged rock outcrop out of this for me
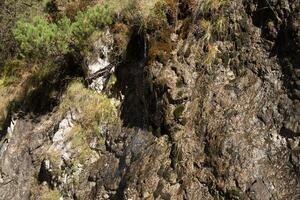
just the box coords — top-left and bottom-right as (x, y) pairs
(0, 0), (299, 199)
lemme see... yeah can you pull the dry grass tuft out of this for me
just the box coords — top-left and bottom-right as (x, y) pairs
(196, 0), (229, 14)
(38, 185), (61, 200)
(204, 43), (219, 67)
(59, 80), (120, 135)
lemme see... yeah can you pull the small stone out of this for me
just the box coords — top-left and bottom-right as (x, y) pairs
(168, 172), (177, 184)
(171, 33), (178, 42)
(248, 180), (271, 200)
(143, 191), (150, 198)
(295, 69), (300, 78)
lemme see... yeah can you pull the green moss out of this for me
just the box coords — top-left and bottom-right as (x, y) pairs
(221, 53), (230, 67)
(240, 18), (249, 33)
(226, 187), (245, 199)
(173, 104), (185, 120)
(105, 74), (118, 93)
(177, 91), (183, 97)
(69, 125), (102, 164)
(176, 79), (185, 88)
(71, 126), (86, 146)
(98, 137), (105, 145)
(180, 117), (188, 125)
(58, 80), (120, 164)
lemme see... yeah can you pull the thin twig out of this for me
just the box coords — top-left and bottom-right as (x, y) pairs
(85, 62), (115, 83)
(264, 0), (282, 23)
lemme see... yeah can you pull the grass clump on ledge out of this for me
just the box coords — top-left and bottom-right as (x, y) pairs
(59, 80), (120, 137)
(192, 0), (231, 69)
(57, 80), (121, 163)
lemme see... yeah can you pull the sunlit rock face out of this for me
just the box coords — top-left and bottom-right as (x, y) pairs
(85, 30), (114, 92)
(6, 117), (16, 140)
(48, 111), (75, 163)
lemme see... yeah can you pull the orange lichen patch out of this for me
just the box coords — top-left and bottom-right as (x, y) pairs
(112, 22), (131, 56)
(112, 22), (129, 33)
(148, 41), (172, 64)
(148, 19), (170, 32)
(148, 28), (173, 64)
(165, 0), (177, 9)
(148, 0), (175, 64)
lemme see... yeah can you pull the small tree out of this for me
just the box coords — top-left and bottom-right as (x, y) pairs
(71, 5), (113, 45)
(13, 16), (61, 58)
(13, 4), (113, 60)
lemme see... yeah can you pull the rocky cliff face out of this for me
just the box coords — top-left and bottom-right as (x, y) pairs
(0, 0), (299, 199)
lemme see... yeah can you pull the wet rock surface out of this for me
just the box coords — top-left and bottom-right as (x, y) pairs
(0, 0), (299, 199)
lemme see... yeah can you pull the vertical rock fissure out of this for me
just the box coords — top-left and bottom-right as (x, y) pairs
(116, 31), (155, 130)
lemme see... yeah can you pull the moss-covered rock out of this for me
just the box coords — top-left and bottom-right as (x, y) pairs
(173, 104), (185, 120)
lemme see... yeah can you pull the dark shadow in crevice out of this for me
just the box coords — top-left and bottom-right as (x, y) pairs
(0, 53), (84, 139)
(245, 0), (299, 100)
(116, 31), (156, 130)
(38, 159), (54, 188)
(116, 32), (148, 128)
(271, 22), (300, 100)
(279, 127), (300, 138)
(250, 0), (278, 27)
(22, 54), (84, 115)
(115, 30), (172, 137)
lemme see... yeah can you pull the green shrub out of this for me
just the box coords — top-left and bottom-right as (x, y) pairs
(72, 4), (113, 40)
(0, 59), (26, 86)
(13, 16), (70, 58)
(55, 17), (73, 53)
(13, 3), (113, 59)
(12, 0), (171, 61)
(173, 104), (185, 120)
